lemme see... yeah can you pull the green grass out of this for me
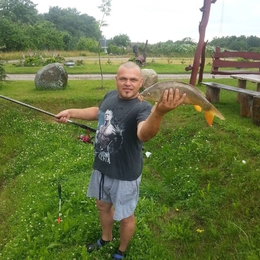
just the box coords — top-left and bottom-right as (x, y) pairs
(0, 78), (260, 259)
(3, 57), (212, 75)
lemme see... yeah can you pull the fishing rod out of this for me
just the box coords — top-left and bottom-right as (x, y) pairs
(58, 182), (62, 224)
(0, 94), (96, 133)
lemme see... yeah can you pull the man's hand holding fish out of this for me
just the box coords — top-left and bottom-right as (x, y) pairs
(153, 88), (186, 115)
(137, 88), (186, 143)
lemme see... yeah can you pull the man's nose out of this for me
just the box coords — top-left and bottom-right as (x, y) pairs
(124, 79), (131, 85)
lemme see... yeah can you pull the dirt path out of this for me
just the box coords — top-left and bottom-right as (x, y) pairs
(6, 74), (229, 81)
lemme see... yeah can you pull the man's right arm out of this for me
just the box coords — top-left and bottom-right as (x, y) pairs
(54, 107), (99, 123)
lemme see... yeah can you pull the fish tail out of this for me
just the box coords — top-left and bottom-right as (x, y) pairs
(204, 105), (225, 126)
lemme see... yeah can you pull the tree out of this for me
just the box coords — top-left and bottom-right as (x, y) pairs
(44, 7), (102, 49)
(110, 34), (131, 48)
(76, 37), (98, 52)
(0, 17), (31, 51)
(97, 0), (112, 89)
(27, 21), (65, 50)
(247, 36), (260, 47)
(0, 0), (38, 24)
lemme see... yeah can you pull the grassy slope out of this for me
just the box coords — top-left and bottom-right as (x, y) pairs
(0, 78), (260, 260)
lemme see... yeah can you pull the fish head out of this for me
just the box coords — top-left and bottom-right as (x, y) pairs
(140, 87), (162, 102)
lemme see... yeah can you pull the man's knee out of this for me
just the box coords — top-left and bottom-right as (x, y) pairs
(120, 214), (135, 226)
(96, 199), (113, 212)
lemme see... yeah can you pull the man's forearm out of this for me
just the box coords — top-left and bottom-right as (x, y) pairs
(137, 110), (165, 142)
(67, 107), (99, 121)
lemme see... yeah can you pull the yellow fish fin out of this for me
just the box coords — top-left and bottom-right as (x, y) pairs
(194, 105), (202, 112)
(204, 105), (225, 126)
(204, 111), (214, 126)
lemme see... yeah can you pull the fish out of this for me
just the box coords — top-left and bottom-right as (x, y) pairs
(139, 81), (225, 126)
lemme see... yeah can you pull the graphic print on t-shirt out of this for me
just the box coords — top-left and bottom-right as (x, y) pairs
(95, 109), (124, 164)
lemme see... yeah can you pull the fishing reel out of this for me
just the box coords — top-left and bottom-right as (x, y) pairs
(78, 133), (94, 144)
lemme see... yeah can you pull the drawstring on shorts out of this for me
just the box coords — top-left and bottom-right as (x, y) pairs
(99, 173), (104, 200)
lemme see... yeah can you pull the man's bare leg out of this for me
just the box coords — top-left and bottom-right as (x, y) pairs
(96, 199), (114, 241)
(118, 214), (136, 252)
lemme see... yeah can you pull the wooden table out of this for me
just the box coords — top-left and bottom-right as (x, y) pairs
(231, 74), (260, 92)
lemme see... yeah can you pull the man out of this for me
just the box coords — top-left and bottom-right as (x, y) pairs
(55, 61), (186, 259)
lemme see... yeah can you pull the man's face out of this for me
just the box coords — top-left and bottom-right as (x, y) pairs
(104, 110), (112, 120)
(115, 66), (143, 99)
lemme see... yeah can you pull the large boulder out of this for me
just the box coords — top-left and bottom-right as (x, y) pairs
(34, 63), (68, 90)
(141, 69), (158, 89)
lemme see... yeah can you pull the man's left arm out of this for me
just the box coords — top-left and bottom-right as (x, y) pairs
(137, 88), (186, 142)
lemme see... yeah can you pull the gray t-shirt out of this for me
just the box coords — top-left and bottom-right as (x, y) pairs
(93, 90), (152, 181)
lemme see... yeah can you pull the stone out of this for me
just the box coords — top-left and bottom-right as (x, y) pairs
(34, 63), (68, 90)
(141, 69), (158, 89)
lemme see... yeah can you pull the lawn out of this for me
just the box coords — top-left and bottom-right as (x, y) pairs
(3, 57), (213, 75)
(0, 77), (259, 260)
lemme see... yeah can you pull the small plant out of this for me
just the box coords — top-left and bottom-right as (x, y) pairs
(167, 57), (173, 64)
(106, 58), (112, 65)
(75, 60), (84, 66)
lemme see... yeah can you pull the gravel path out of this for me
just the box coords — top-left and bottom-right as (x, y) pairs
(6, 74), (229, 81)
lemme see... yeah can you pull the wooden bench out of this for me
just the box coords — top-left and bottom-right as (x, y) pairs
(201, 82), (260, 126)
(211, 46), (260, 75)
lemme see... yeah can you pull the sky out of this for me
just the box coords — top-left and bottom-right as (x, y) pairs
(32, 0), (260, 44)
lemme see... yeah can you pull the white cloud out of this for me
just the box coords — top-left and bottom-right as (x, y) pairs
(32, 0), (260, 44)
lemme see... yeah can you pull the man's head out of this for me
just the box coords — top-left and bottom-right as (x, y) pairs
(115, 62), (143, 100)
(104, 109), (113, 121)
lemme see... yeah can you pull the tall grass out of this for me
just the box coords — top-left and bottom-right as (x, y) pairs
(0, 78), (260, 259)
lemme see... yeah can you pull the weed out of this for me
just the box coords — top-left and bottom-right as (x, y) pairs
(0, 77), (260, 259)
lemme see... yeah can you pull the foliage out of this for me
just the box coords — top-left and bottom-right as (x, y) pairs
(0, 2), (101, 51)
(14, 53), (65, 67)
(0, 1), (260, 54)
(107, 44), (127, 55)
(0, 0), (38, 24)
(44, 7), (101, 41)
(209, 35), (260, 52)
(76, 37), (99, 52)
(0, 17), (32, 51)
(27, 21), (66, 50)
(0, 77), (260, 259)
(109, 34), (131, 48)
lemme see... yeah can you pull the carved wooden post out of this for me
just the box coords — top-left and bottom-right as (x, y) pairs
(190, 0), (217, 86)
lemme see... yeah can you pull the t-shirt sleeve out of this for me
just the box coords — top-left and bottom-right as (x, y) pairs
(136, 101), (152, 124)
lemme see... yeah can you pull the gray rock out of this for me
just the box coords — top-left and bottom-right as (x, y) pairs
(34, 63), (68, 90)
(141, 69), (158, 89)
